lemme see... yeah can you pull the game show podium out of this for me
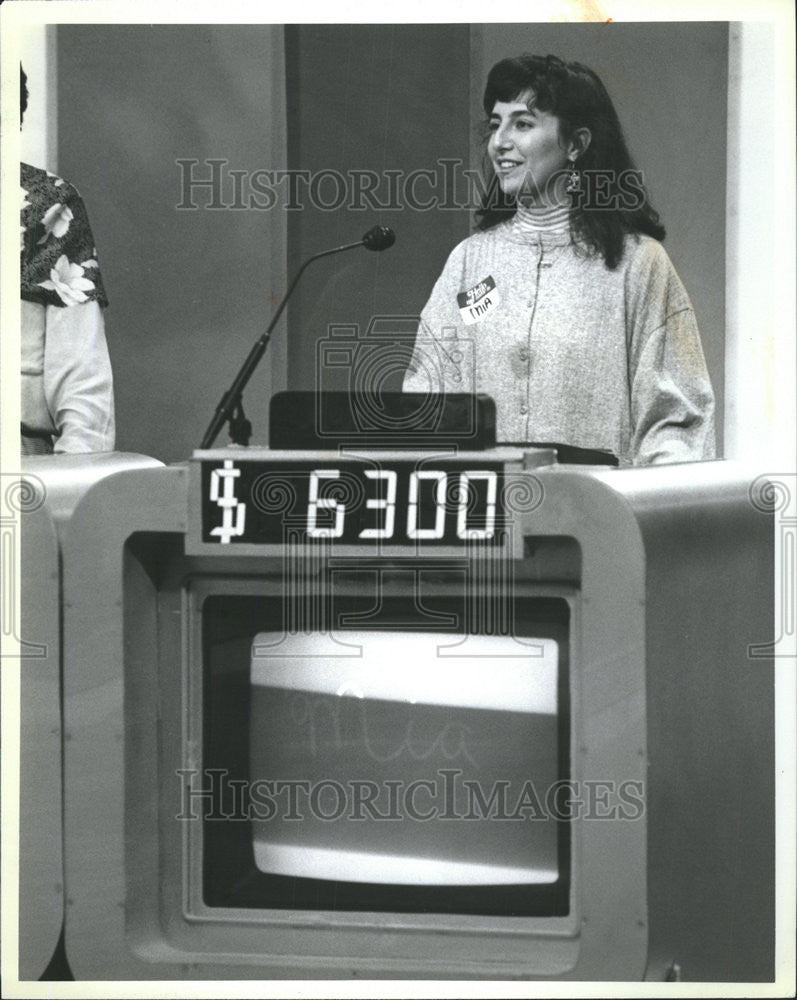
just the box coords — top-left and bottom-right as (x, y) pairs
(19, 444), (774, 982)
(19, 452), (163, 980)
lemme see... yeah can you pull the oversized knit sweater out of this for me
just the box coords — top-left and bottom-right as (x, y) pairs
(403, 206), (715, 466)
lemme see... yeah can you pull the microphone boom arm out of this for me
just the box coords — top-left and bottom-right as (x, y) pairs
(199, 238), (371, 450)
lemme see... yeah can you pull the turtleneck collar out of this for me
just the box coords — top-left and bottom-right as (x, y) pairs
(502, 201), (575, 248)
(513, 201), (572, 233)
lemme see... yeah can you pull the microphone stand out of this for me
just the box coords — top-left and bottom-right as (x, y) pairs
(199, 238), (368, 450)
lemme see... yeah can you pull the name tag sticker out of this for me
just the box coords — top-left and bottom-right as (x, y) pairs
(457, 275), (500, 325)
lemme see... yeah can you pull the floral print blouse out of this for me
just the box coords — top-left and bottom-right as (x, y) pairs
(21, 162), (108, 309)
(20, 163), (115, 455)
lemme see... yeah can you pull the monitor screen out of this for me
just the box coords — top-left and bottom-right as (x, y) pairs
(202, 582), (570, 917)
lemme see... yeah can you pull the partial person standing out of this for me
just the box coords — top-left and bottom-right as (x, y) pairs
(20, 65), (115, 455)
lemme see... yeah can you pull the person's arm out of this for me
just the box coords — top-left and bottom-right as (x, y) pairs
(403, 244), (473, 395)
(629, 309), (716, 464)
(626, 244), (716, 465)
(44, 300), (116, 453)
(402, 317), (433, 394)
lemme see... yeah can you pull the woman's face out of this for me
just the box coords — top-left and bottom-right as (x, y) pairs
(488, 94), (572, 205)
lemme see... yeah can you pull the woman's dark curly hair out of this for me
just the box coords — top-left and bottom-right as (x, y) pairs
(476, 54), (665, 269)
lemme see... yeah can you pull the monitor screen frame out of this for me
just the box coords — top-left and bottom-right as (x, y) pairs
(157, 566), (583, 943)
(202, 584), (572, 914)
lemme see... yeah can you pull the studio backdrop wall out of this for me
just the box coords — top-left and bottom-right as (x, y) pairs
(57, 24), (287, 464)
(283, 24), (472, 397)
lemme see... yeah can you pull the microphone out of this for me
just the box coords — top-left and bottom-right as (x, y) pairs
(200, 227), (396, 449)
(362, 226), (396, 251)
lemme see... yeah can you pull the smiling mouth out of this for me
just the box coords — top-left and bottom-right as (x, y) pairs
(495, 160), (523, 172)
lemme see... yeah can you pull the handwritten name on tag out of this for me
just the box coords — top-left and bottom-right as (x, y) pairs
(456, 275), (500, 325)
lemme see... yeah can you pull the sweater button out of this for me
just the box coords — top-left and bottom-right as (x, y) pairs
(519, 350), (528, 361)
(520, 404), (528, 415)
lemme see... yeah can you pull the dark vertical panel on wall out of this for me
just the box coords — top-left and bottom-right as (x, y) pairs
(57, 25), (285, 462)
(474, 23), (729, 456)
(285, 24), (472, 393)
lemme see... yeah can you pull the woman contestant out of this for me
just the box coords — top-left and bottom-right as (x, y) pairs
(404, 54), (715, 465)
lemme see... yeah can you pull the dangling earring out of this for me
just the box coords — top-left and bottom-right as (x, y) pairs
(566, 158), (581, 194)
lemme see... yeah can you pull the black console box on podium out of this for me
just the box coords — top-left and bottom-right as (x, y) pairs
(268, 391), (617, 465)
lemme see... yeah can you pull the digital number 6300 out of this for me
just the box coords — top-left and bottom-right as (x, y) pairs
(200, 461), (507, 546)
